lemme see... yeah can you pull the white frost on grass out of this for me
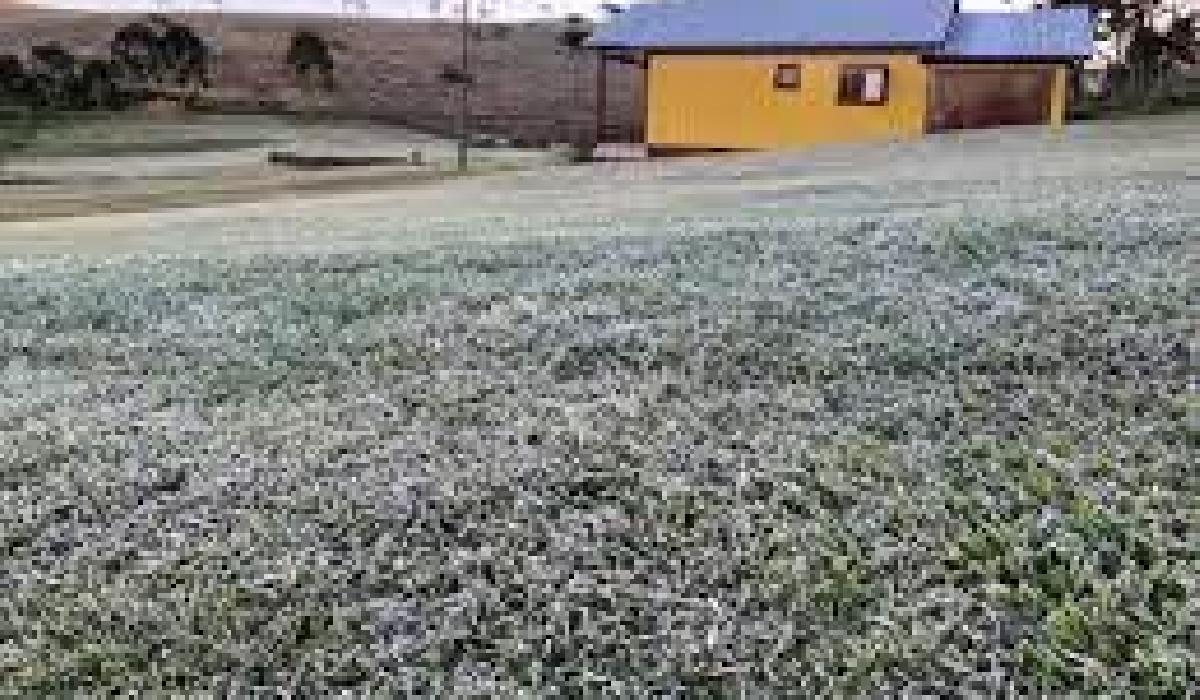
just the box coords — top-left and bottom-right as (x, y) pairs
(0, 117), (1196, 695)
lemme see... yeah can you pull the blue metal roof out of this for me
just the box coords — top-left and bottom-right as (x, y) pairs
(936, 9), (1096, 59)
(588, 0), (957, 49)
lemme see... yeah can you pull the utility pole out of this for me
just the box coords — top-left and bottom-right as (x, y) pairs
(457, 0), (472, 172)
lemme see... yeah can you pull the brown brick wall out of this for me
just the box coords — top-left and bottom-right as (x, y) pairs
(0, 9), (644, 145)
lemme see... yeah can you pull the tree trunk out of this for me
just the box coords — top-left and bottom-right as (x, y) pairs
(1131, 60), (1151, 109)
(1154, 59), (1171, 107)
(1142, 58), (1167, 110)
(1162, 63), (1176, 104)
(303, 79), (319, 123)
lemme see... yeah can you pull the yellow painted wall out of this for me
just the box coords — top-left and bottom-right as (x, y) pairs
(646, 53), (929, 150)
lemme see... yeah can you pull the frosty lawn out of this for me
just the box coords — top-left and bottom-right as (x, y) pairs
(0, 115), (1196, 695)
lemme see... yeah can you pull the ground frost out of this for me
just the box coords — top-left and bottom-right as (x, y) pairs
(0, 186), (1196, 695)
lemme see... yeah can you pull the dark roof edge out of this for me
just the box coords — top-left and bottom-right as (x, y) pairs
(922, 54), (1085, 64)
(588, 42), (944, 54)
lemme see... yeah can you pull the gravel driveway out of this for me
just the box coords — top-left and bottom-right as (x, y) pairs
(0, 114), (1196, 696)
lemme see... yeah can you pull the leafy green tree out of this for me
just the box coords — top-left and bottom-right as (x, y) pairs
(0, 54), (31, 102)
(1, 46), (135, 165)
(157, 18), (212, 94)
(109, 16), (212, 102)
(1051, 0), (1197, 107)
(558, 13), (592, 51)
(75, 59), (126, 111)
(29, 43), (79, 110)
(285, 29), (337, 118)
(110, 21), (159, 86)
(0, 55), (44, 164)
(22, 45), (128, 113)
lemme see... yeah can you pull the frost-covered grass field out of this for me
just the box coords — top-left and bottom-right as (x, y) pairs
(0, 118), (1197, 695)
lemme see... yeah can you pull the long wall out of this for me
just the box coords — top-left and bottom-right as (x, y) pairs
(0, 9), (645, 145)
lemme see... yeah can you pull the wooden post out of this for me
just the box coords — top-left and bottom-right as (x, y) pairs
(594, 51), (608, 149)
(457, 0), (472, 172)
(640, 52), (650, 147)
(1050, 65), (1068, 133)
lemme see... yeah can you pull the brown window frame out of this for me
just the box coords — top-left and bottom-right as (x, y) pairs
(838, 65), (891, 106)
(773, 63), (801, 91)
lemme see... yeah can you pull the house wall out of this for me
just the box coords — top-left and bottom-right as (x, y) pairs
(645, 52), (929, 150)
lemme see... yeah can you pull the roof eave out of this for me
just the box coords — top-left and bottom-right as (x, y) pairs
(924, 53), (1089, 64)
(588, 40), (945, 53)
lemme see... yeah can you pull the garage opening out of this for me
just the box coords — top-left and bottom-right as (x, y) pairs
(928, 66), (1054, 132)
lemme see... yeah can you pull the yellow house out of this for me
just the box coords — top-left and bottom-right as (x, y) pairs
(588, 0), (1096, 154)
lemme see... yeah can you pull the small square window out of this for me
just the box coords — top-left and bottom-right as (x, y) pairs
(839, 66), (890, 105)
(774, 64), (801, 90)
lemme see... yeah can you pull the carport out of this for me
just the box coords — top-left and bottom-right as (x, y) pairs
(925, 9), (1093, 133)
(926, 63), (1058, 132)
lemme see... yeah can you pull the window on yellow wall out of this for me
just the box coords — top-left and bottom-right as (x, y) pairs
(838, 66), (890, 105)
(773, 64), (801, 91)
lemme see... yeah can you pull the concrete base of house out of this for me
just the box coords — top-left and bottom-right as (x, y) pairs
(591, 142), (651, 160)
(645, 145), (755, 158)
(643, 117), (1070, 155)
